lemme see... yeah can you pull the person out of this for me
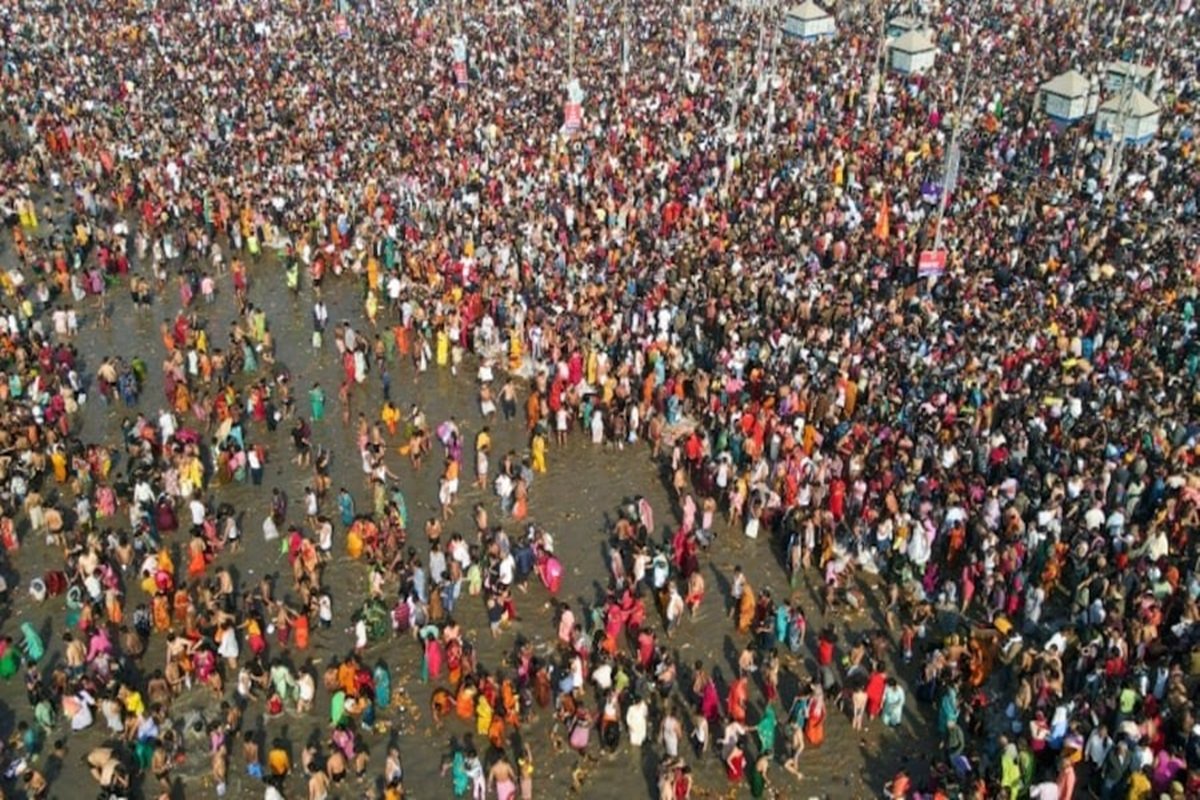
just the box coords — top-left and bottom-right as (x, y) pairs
(884, 769), (911, 800)
(518, 742), (534, 800)
(659, 707), (683, 759)
(878, 681), (902, 729)
(727, 674), (749, 725)
(1099, 739), (1132, 800)
(755, 704), (777, 755)
(748, 752), (770, 799)
(724, 738), (746, 783)
(804, 686), (826, 748)
(782, 714), (806, 780)
(945, 718), (967, 774)
(488, 754), (518, 800)
(22, 768), (48, 800)
(530, 430), (547, 475)
(267, 739), (290, 789)
(938, 683), (960, 735)
(735, 578), (756, 635)
(626, 695), (649, 746)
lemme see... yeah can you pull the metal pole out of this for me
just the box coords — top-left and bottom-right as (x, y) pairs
(621, 0), (629, 95)
(1103, 0), (1133, 180)
(756, 2), (766, 75)
(934, 48), (974, 253)
(567, 0), (576, 84)
(868, 0), (886, 125)
(1081, 0), (1093, 55)
(764, 3), (778, 143)
(729, 51), (741, 133)
(686, 0), (696, 69)
(1110, 44), (1145, 187)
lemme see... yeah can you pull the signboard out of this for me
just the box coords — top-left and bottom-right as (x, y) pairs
(563, 102), (582, 133)
(334, 14), (350, 39)
(450, 36), (468, 88)
(918, 249), (947, 279)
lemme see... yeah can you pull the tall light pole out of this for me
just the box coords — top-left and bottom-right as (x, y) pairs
(763, 3), (778, 144)
(567, 0), (576, 84)
(867, 0), (887, 125)
(621, 0), (629, 95)
(1107, 45), (1145, 187)
(934, 48), (973, 253)
(728, 50), (742, 134)
(691, 0), (700, 69)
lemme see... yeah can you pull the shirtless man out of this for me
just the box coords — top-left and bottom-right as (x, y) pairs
(309, 761), (331, 800)
(325, 749), (348, 784)
(488, 756), (518, 800)
(63, 633), (86, 676)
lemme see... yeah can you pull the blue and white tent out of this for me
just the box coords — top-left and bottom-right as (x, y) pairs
(781, 1), (835, 40)
(1040, 70), (1091, 125)
(1095, 90), (1160, 144)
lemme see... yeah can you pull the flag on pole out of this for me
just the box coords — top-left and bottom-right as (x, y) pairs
(874, 193), (890, 242)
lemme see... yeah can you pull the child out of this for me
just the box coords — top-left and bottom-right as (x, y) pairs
(243, 731), (263, 780)
(487, 596), (503, 638)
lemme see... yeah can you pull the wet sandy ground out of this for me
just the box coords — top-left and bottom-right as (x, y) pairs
(0, 238), (937, 799)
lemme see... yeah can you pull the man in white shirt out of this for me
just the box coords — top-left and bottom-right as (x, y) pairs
(1085, 723), (1112, 768)
(189, 497), (207, 527)
(592, 660), (613, 692)
(498, 553), (515, 589)
(158, 409), (177, 441)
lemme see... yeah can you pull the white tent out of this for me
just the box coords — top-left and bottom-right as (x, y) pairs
(889, 29), (936, 75)
(1095, 90), (1159, 144)
(886, 14), (923, 38)
(1040, 69), (1091, 123)
(781, 1), (835, 40)
(1104, 61), (1157, 95)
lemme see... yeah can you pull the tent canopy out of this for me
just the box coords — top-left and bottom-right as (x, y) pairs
(1041, 69), (1090, 99)
(1099, 89), (1158, 118)
(1106, 61), (1154, 79)
(787, 0), (832, 20)
(890, 29), (935, 54)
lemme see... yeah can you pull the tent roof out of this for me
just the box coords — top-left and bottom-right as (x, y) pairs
(890, 29), (935, 53)
(1106, 61), (1154, 78)
(787, 0), (832, 20)
(1099, 89), (1158, 117)
(1041, 69), (1090, 98)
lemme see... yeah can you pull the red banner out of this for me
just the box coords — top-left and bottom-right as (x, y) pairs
(918, 250), (947, 278)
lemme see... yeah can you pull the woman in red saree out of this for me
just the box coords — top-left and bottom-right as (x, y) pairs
(866, 665), (887, 720)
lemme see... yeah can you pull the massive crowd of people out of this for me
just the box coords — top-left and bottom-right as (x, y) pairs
(0, 0), (1198, 797)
